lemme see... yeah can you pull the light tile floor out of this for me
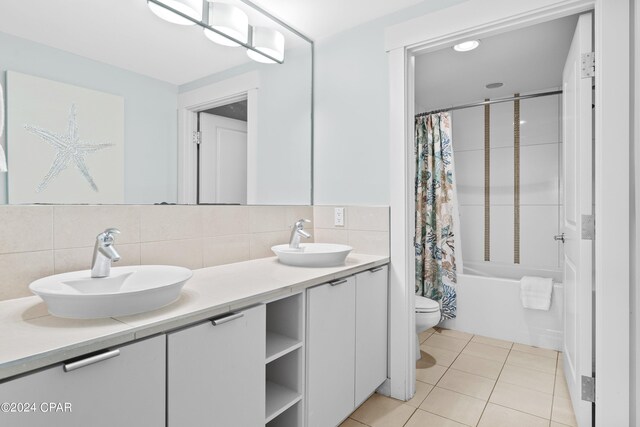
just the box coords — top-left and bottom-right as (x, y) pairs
(343, 328), (577, 427)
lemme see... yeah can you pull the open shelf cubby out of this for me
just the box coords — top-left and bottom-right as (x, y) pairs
(264, 293), (304, 426)
(265, 292), (303, 363)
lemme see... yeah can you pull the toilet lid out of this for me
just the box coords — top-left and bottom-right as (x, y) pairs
(415, 296), (440, 313)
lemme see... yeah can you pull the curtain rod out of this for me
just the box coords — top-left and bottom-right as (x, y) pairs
(415, 89), (563, 117)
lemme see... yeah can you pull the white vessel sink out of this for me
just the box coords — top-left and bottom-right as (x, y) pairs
(272, 243), (353, 267)
(29, 265), (193, 319)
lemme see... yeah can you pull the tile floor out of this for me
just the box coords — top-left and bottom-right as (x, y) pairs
(342, 328), (577, 427)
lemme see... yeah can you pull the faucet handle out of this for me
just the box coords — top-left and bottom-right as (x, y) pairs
(295, 218), (311, 226)
(98, 228), (120, 244)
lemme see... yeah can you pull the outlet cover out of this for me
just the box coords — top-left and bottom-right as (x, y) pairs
(334, 207), (345, 227)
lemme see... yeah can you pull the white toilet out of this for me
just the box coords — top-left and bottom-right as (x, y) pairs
(415, 295), (441, 359)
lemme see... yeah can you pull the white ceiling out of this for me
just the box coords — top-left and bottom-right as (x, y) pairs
(0, 0), (309, 85)
(250, 0), (424, 40)
(415, 15), (579, 112)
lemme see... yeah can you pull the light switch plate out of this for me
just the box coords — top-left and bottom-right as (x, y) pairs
(334, 207), (345, 227)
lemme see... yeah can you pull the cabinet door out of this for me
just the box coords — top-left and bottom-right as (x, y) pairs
(306, 277), (356, 427)
(167, 304), (265, 427)
(355, 265), (389, 406)
(0, 335), (165, 427)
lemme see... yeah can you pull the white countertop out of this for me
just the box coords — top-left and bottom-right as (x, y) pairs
(0, 254), (388, 381)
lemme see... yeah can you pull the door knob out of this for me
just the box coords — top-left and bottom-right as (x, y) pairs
(554, 233), (566, 243)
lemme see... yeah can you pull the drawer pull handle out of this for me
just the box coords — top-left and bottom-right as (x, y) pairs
(330, 279), (348, 286)
(211, 312), (244, 326)
(63, 349), (120, 372)
(369, 266), (384, 273)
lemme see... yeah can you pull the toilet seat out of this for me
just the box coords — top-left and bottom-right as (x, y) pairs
(415, 295), (440, 313)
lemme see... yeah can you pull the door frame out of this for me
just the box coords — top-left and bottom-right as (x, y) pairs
(386, 0), (630, 424)
(177, 71), (259, 204)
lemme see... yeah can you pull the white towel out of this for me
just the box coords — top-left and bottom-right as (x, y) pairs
(520, 276), (553, 311)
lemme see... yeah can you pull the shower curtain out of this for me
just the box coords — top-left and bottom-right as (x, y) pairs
(415, 112), (457, 319)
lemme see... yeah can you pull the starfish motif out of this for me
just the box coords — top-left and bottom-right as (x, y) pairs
(24, 104), (114, 193)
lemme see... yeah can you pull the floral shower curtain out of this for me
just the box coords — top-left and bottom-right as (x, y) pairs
(415, 113), (457, 319)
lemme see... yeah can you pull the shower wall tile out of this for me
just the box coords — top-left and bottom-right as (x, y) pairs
(489, 205), (515, 264)
(451, 108), (483, 151)
(520, 206), (561, 269)
(489, 102), (514, 149)
(459, 205), (484, 263)
(520, 143), (560, 205)
(490, 147), (515, 205)
(520, 95), (560, 145)
(455, 150), (484, 206)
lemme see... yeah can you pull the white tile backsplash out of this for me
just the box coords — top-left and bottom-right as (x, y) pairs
(0, 204), (390, 302)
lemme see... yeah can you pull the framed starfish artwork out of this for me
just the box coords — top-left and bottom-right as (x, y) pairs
(6, 71), (124, 204)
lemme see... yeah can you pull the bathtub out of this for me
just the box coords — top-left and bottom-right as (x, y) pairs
(441, 262), (563, 351)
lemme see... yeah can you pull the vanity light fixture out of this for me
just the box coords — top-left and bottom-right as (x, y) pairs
(148, 0), (202, 25)
(247, 27), (285, 63)
(203, 2), (249, 47)
(147, 0), (285, 64)
(453, 40), (480, 52)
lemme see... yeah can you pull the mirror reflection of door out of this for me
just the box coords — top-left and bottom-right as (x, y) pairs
(198, 100), (248, 204)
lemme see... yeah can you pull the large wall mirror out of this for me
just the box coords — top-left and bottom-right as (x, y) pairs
(0, 0), (313, 205)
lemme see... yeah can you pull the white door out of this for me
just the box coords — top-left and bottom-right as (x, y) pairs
(561, 12), (593, 427)
(199, 113), (247, 204)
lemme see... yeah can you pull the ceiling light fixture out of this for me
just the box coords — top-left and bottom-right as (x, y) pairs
(204, 2), (249, 47)
(247, 27), (285, 63)
(147, 0), (285, 64)
(453, 40), (480, 52)
(148, 0), (202, 25)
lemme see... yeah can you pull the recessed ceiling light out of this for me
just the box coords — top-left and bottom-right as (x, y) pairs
(485, 82), (503, 89)
(453, 40), (480, 52)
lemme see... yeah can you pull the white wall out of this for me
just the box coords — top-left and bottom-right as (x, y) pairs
(0, 31), (179, 204)
(452, 94), (563, 271)
(313, 0), (468, 206)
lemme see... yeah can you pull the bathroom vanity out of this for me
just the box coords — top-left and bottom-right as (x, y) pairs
(0, 255), (388, 427)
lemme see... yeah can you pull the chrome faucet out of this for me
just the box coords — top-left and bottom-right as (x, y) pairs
(289, 219), (312, 249)
(91, 228), (121, 278)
